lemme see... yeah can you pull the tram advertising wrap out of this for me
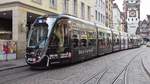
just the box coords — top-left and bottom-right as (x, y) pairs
(0, 40), (16, 61)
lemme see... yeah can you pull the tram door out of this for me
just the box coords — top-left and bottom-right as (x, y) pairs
(48, 19), (70, 55)
(58, 19), (70, 53)
(98, 32), (105, 55)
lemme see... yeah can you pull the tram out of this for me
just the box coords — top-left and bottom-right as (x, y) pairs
(25, 14), (141, 68)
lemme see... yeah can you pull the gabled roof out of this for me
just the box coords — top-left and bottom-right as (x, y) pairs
(142, 19), (147, 24)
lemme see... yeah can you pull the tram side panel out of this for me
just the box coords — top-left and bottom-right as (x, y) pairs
(97, 29), (105, 55)
(104, 30), (113, 54)
(70, 20), (97, 63)
(112, 33), (120, 52)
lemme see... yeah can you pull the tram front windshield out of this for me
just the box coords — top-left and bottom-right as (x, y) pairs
(28, 17), (57, 48)
(29, 24), (48, 48)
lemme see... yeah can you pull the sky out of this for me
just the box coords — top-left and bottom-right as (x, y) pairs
(114, 0), (150, 20)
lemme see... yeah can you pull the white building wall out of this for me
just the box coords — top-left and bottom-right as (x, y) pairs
(126, 0), (140, 34)
(95, 0), (106, 26)
(113, 7), (121, 31)
(127, 7), (139, 34)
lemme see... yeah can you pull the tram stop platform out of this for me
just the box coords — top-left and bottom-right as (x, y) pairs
(0, 58), (27, 71)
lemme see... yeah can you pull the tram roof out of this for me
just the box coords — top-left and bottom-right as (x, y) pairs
(40, 14), (130, 34)
(59, 15), (112, 30)
(40, 14), (111, 28)
(59, 15), (96, 26)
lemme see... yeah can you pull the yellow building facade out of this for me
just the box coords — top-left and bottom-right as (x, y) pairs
(0, 0), (96, 58)
(106, 0), (114, 28)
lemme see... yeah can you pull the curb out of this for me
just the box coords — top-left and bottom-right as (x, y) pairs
(0, 64), (28, 72)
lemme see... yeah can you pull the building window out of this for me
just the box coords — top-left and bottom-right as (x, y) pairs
(101, 14), (103, 23)
(73, 0), (78, 16)
(50, 0), (57, 8)
(81, 2), (85, 19)
(136, 18), (138, 21)
(87, 6), (91, 21)
(97, 0), (99, 6)
(96, 0), (98, 6)
(98, 12), (100, 21)
(64, 0), (69, 13)
(32, 0), (41, 4)
(95, 10), (98, 20)
(132, 18), (133, 21)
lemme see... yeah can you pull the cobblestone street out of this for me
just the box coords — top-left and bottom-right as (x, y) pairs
(0, 47), (150, 84)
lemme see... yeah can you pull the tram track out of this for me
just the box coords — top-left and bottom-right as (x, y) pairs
(123, 49), (150, 84)
(111, 51), (139, 84)
(81, 48), (143, 84)
(0, 49), (138, 84)
(0, 48), (145, 84)
(96, 50), (142, 84)
(114, 48), (145, 84)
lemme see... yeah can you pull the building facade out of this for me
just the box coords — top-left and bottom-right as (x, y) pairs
(95, 0), (106, 26)
(0, 0), (100, 58)
(120, 12), (126, 32)
(105, 0), (114, 28)
(123, 0), (140, 34)
(139, 15), (150, 42)
(113, 3), (121, 31)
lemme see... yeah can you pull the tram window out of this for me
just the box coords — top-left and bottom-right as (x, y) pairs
(123, 39), (125, 44)
(81, 39), (87, 47)
(98, 32), (103, 47)
(101, 32), (105, 46)
(102, 33), (105, 46)
(88, 40), (92, 46)
(117, 38), (119, 45)
(113, 39), (115, 45)
(72, 39), (79, 48)
(49, 19), (71, 53)
(63, 24), (69, 47)
(72, 34), (79, 48)
(72, 30), (79, 48)
(107, 33), (110, 46)
(52, 24), (64, 47)
(114, 35), (118, 45)
(88, 32), (96, 46)
(88, 39), (96, 46)
(109, 38), (112, 44)
(79, 30), (87, 47)
(107, 38), (109, 46)
(128, 39), (130, 43)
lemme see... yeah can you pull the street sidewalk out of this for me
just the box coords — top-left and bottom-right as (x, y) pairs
(0, 58), (27, 71)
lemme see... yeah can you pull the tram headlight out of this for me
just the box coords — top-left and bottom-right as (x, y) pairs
(38, 56), (41, 59)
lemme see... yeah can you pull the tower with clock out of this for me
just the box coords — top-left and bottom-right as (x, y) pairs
(124, 0), (140, 34)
